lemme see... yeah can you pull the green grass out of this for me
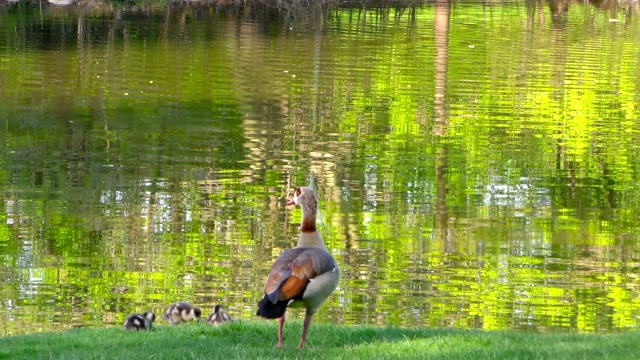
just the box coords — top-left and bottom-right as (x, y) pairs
(1, 321), (639, 360)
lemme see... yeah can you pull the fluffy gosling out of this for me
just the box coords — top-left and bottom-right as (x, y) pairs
(207, 305), (233, 326)
(123, 312), (155, 331)
(162, 302), (202, 325)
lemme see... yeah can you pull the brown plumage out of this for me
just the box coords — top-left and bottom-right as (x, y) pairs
(207, 304), (233, 326)
(162, 302), (202, 325)
(123, 312), (155, 331)
(256, 187), (339, 348)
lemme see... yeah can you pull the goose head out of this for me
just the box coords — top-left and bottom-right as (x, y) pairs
(288, 187), (317, 208)
(288, 187), (318, 231)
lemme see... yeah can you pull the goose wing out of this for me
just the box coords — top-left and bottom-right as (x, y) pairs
(263, 247), (336, 303)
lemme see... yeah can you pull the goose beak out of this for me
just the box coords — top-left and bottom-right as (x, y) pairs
(287, 199), (295, 205)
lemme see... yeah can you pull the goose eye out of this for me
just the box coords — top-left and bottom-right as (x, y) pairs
(295, 188), (301, 196)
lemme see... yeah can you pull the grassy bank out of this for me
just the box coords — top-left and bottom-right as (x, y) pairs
(1, 320), (639, 360)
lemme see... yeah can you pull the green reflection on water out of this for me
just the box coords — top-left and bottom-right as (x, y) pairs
(1, 1), (640, 337)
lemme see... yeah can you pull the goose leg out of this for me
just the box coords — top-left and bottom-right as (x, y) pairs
(298, 315), (313, 348)
(276, 316), (285, 348)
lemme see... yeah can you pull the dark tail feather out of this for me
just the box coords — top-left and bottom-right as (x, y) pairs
(256, 296), (288, 319)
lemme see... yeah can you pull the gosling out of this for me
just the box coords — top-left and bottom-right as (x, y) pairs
(206, 305), (233, 326)
(123, 312), (155, 331)
(162, 302), (202, 324)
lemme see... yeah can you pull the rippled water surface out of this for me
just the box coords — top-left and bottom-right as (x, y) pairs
(1, 0), (640, 336)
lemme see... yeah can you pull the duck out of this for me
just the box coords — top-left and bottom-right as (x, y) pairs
(207, 304), (233, 326)
(162, 301), (202, 324)
(256, 186), (340, 348)
(123, 312), (155, 331)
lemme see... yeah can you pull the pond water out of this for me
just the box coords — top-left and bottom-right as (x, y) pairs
(1, 0), (640, 337)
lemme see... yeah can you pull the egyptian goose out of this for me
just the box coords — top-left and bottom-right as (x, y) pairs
(162, 302), (202, 324)
(256, 187), (340, 348)
(207, 304), (233, 326)
(123, 312), (155, 331)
